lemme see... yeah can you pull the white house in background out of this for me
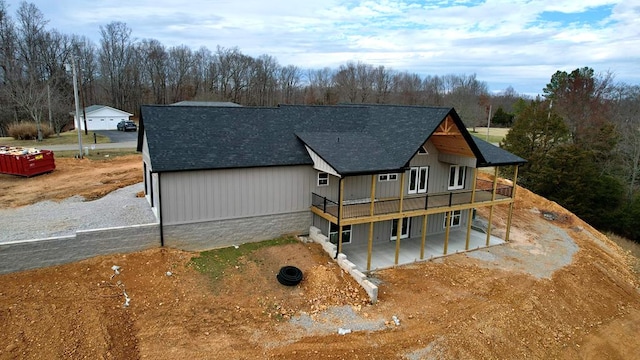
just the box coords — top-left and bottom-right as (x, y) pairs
(71, 105), (133, 131)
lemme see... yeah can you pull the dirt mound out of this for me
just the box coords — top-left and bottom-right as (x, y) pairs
(1, 160), (639, 359)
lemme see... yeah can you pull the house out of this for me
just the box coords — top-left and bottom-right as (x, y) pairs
(138, 104), (525, 271)
(71, 105), (133, 131)
(170, 101), (242, 107)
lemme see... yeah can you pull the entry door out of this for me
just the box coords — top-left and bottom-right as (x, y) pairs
(390, 218), (410, 240)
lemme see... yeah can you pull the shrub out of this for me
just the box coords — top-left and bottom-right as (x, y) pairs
(7, 122), (53, 140)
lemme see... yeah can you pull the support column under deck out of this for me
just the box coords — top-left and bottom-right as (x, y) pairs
(505, 165), (519, 242)
(465, 167), (478, 250)
(486, 167), (499, 246)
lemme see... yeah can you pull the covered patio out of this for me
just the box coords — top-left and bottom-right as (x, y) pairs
(340, 228), (504, 271)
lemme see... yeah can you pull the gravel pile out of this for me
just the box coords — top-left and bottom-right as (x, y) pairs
(0, 183), (157, 243)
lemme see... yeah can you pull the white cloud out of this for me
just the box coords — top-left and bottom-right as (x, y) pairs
(3, 0), (639, 94)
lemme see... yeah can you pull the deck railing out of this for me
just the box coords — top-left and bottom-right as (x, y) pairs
(312, 180), (513, 220)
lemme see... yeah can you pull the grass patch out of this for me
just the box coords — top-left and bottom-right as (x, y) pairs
(607, 232), (640, 275)
(53, 149), (139, 159)
(468, 127), (509, 144)
(189, 236), (299, 282)
(0, 131), (110, 146)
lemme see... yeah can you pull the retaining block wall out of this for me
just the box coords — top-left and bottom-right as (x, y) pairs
(0, 223), (160, 274)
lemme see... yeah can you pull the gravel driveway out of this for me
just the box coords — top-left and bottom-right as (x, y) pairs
(0, 183), (157, 243)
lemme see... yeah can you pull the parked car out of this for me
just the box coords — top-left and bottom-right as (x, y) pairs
(117, 120), (137, 131)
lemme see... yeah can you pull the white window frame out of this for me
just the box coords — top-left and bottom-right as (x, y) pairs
(408, 166), (428, 194)
(317, 172), (329, 186)
(329, 223), (351, 244)
(378, 173), (398, 182)
(448, 165), (466, 190)
(390, 218), (410, 241)
(443, 210), (462, 228)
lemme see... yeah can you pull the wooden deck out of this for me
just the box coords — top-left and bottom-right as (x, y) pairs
(318, 189), (509, 220)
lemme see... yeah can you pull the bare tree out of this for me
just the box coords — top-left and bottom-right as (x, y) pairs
(372, 65), (392, 104)
(98, 21), (134, 109)
(3, 2), (54, 140)
(392, 71), (423, 105)
(166, 45), (195, 103)
(247, 54), (278, 106)
(138, 38), (167, 104)
(279, 64), (302, 104)
(306, 67), (334, 104)
(334, 62), (358, 103)
(611, 84), (640, 200)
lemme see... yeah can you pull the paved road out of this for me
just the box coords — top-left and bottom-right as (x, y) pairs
(94, 130), (138, 143)
(36, 130), (138, 151)
(41, 141), (137, 152)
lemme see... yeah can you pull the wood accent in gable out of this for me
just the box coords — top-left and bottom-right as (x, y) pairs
(430, 115), (475, 157)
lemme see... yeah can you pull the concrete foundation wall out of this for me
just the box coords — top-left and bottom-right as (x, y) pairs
(0, 223), (160, 274)
(164, 211), (311, 252)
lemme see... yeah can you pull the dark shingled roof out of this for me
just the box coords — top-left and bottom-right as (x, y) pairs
(139, 104), (525, 174)
(472, 136), (527, 166)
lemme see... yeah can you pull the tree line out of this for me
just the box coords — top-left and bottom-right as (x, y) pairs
(0, 1), (515, 137)
(502, 68), (640, 241)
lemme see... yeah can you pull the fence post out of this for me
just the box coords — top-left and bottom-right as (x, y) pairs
(323, 197), (327, 212)
(449, 192), (453, 206)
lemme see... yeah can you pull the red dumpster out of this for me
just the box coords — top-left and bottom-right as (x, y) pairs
(0, 146), (56, 177)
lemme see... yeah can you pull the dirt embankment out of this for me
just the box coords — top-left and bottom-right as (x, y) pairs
(1, 158), (639, 359)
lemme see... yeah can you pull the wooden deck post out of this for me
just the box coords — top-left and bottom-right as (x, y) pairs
(505, 166), (519, 242)
(367, 221), (374, 271)
(486, 167), (499, 246)
(465, 167), (478, 250)
(394, 172), (406, 265)
(444, 211), (451, 254)
(420, 214), (427, 260)
(395, 218), (402, 265)
(338, 177), (345, 255)
(369, 174), (376, 216)
(398, 172), (405, 213)
(367, 175), (375, 270)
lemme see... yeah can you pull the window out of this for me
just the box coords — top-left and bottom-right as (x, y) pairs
(317, 172), (329, 186)
(417, 145), (429, 155)
(378, 173), (398, 182)
(448, 165), (466, 190)
(443, 210), (462, 228)
(390, 218), (410, 240)
(329, 223), (351, 244)
(408, 167), (428, 194)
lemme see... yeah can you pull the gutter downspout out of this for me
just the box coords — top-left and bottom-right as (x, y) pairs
(158, 172), (164, 247)
(335, 176), (343, 259)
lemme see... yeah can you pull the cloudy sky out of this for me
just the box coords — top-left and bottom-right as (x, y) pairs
(4, 0), (639, 95)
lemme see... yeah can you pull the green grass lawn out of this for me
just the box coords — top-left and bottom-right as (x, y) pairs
(467, 127), (509, 144)
(52, 148), (139, 159)
(188, 237), (298, 284)
(0, 131), (111, 147)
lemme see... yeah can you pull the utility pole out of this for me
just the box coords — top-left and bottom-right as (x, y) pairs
(486, 104), (492, 142)
(78, 65), (88, 135)
(47, 84), (53, 130)
(67, 60), (83, 159)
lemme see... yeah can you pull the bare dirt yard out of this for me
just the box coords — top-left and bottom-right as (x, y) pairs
(1, 155), (639, 359)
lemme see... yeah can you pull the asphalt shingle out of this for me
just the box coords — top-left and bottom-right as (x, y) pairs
(139, 104), (525, 174)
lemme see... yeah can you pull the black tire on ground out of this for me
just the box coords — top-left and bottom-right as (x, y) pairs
(276, 266), (303, 286)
